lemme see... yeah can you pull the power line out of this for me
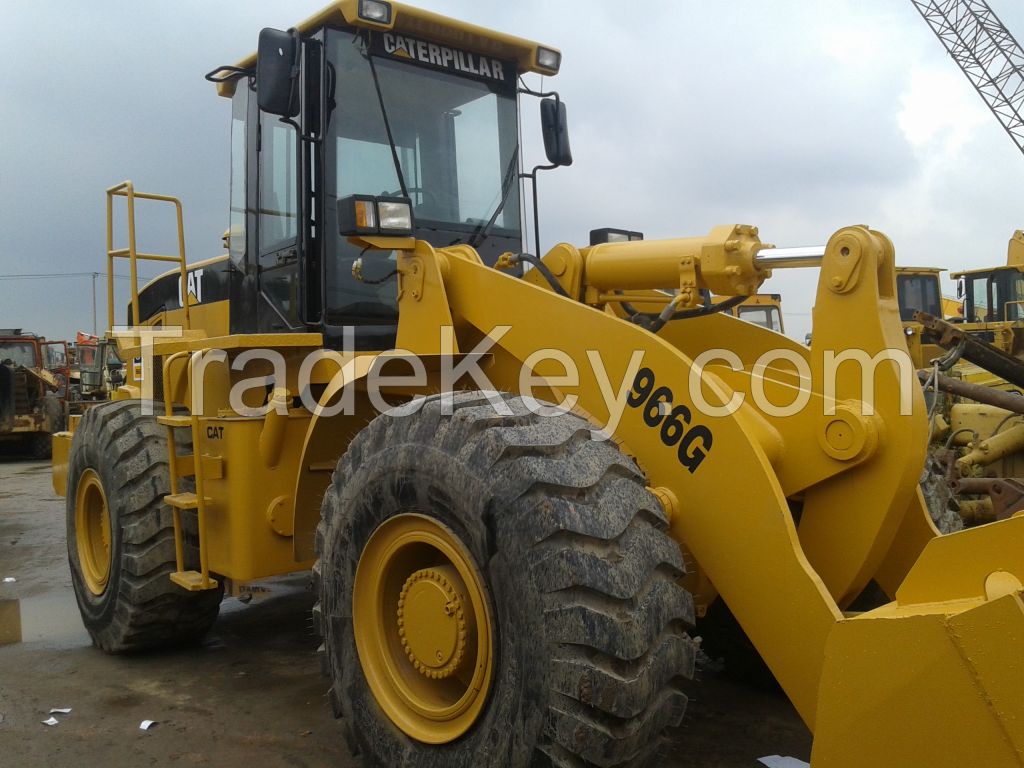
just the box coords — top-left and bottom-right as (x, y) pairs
(0, 272), (136, 280)
(0, 271), (163, 334)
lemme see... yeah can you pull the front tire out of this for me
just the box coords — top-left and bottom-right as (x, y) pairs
(315, 392), (696, 767)
(66, 400), (223, 652)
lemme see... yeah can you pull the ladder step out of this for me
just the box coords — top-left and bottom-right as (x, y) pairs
(165, 492), (211, 510)
(157, 415), (192, 427)
(169, 570), (219, 592)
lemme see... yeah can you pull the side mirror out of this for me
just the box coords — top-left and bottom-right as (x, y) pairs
(256, 27), (301, 117)
(957, 278), (964, 299)
(540, 97), (573, 167)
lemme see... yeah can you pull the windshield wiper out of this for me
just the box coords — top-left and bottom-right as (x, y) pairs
(365, 53), (409, 199)
(468, 146), (519, 249)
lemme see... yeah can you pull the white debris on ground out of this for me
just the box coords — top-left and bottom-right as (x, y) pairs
(758, 757), (810, 768)
(139, 720), (158, 731)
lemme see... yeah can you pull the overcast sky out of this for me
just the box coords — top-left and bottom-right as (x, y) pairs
(2, 0), (1022, 342)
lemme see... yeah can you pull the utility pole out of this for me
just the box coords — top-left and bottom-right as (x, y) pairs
(92, 272), (98, 336)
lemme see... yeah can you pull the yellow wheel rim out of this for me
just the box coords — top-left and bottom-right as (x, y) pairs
(75, 468), (112, 596)
(353, 513), (494, 744)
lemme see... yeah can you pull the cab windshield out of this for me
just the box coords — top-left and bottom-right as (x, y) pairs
(323, 29), (521, 328)
(897, 274), (942, 321)
(0, 342), (37, 367)
(737, 305), (783, 333)
(962, 269), (1024, 323)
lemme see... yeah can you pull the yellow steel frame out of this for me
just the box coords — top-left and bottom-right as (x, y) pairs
(105, 181), (191, 332)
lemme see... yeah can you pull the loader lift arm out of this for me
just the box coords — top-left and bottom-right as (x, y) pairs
(379, 223), (1024, 766)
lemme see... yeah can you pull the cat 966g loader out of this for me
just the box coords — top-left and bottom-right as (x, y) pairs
(51, 2), (1024, 766)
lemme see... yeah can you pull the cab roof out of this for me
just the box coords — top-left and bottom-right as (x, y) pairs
(951, 264), (1024, 279)
(214, 0), (559, 97)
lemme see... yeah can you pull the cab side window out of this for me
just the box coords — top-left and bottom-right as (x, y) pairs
(259, 114), (298, 256)
(228, 85), (248, 266)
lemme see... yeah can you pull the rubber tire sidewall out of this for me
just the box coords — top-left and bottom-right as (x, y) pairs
(324, 445), (548, 767)
(66, 407), (134, 634)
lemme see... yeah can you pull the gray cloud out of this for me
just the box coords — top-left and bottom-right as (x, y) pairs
(1, 0), (1021, 343)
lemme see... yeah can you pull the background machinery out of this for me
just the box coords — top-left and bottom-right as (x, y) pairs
(1, 329), (68, 458)
(895, 236), (1024, 529)
(69, 331), (123, 408)
(725, 293), (786, 333)
(51, 2), (1024, 766)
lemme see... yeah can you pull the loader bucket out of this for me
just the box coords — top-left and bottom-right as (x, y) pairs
(813, 516), (1024, 767)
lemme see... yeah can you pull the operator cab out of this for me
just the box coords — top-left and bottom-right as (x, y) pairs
(954, 266), (1024, 324)
(734, 295), (784, 333)
(895, 267), (944, 322)
(206, 0), (569, 349)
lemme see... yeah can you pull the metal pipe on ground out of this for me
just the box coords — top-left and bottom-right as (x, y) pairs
(918, 370), (1024, 415)
(951, 477), (999, 495)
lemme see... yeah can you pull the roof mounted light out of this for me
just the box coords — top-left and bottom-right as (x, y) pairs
(536, 47), (561, 73)
(358, 0), (393, 25)
(590, 228), (644, 245)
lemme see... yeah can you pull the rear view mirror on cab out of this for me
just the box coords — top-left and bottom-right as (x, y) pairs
(540, 97), (573, 167)
(256, 27), (301, 117)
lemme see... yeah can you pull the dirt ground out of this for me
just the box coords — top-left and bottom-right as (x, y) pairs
(0, 457), (811, 767)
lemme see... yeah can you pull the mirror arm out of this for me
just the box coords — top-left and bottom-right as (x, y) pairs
(520, 164), (557, 260)
(518, 83), (565, 258)
(517, 85), (561, 102)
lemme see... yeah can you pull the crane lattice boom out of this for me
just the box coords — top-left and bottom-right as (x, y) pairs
(911, 0), (1024, 156)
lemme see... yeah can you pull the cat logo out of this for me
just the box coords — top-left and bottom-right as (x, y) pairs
(177, 268), (205, 308)
(379, 32), (508, 82)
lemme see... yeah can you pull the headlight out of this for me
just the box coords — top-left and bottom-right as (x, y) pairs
(358, 0), (393, 24)
(338, 194), (414, 237)
(377, 198), (413, 233)
(536, 47), (561, 73)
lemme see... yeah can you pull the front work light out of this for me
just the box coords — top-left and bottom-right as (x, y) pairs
(377, 198), (413, 233)
(358, 0), (393, 24)
(536, 47), (561, 73)
(338, 194), (414, 237)
(590, 228), (644, 245)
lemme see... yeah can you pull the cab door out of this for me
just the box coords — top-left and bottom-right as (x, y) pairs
(256, 110), (302, 331)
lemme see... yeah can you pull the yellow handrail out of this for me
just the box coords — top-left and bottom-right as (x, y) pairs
(105, 180), (191, 332)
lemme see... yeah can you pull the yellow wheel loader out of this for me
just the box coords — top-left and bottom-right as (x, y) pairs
(51, 2), (1024, 766)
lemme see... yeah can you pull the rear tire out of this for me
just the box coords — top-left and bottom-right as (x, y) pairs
(66, 400), (223, 652)
(315, 392), (696, 767)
